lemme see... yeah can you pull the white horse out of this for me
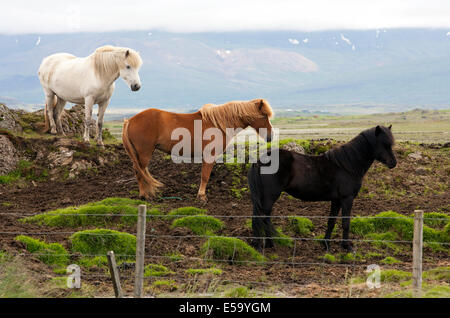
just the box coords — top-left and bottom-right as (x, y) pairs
(38, 45), (143, 146)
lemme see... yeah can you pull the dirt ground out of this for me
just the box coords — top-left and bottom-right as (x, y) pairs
(0, 140), (449, 297)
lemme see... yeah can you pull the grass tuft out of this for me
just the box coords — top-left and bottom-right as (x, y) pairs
(172, 215), (224, 235)
(69, 229), (136, 259)
(289, 216), (314, 236)
(15, 235), (69, 267)
(202, 236), (265, 264)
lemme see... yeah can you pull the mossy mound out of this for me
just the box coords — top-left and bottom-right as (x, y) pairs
(69, 229), (136, 258)
(273, 228), (294, 247)
(172, 215), (224, 235)
(144, 264), (174, 277)
(423, 266), (450, 281)
(289, 216), (314, 236)
(202, 237), (265, 264)
(422, 212), (450, 228)
(166, 207), (207, 219)
(21, 197), (159, 227)
(15, 235), (69, 267)
(351, 211), (449, 245)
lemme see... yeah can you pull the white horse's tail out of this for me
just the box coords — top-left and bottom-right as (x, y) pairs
(43, 95), (57, 133)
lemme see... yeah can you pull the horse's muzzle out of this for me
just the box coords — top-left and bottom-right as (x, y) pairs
(131, 84), (141, 91)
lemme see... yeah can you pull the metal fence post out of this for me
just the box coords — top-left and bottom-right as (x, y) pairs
(134, 204), (147, 298)
(412, 209), (424, 298)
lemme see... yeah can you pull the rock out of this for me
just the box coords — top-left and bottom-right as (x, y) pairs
(407, 152), (423, 161)
(414, 167), (428, 175)
(47, 147), (74, 169)
(231, 203), (238, 208)
(0, 135), (19, 175)
(69, 160), (93, 178)
(0, 104), (22, 133)
(34, 104), (96, 137)
(282, 141), (305, 154)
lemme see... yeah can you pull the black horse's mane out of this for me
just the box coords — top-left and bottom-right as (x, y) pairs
(324, 126), (392, 176)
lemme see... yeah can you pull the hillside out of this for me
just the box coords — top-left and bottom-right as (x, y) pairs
(1, 29), (450, 112)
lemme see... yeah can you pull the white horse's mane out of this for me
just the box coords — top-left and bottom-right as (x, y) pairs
(92, 45), (142, 80)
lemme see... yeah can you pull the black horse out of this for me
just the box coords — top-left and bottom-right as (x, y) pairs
(248, 125), (397, 251)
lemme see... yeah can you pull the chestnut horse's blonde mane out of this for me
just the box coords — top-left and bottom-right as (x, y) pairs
(199, 99), (273, 131)
(92, 45), (142, 80)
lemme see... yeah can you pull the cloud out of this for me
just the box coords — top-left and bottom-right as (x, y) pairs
(1, 0), (450, 34)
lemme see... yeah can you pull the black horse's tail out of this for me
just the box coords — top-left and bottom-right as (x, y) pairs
(248, 163), (264, 215)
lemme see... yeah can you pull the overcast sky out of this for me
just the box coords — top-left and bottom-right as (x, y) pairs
(1, 0), (450, 34)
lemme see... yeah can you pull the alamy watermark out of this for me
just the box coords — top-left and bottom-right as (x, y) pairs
(170, 120), (280, 174)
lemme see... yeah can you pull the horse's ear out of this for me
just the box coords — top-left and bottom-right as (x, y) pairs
(125, 50), (130, 58)
(388, 124), (392, 130)
(375, 125), (381, 136)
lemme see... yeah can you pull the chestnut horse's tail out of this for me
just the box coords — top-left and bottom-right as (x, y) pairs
(43, 95), (57, 133)
(122, 118), (163, 198)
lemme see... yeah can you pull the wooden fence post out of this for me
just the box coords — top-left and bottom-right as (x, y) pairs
(107, 250), (123, 298)
(134, 204), (147, 298)
(412, 209), (424, 298)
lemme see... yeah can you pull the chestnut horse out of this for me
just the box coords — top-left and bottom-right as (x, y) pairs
(122, 99), (274, 201)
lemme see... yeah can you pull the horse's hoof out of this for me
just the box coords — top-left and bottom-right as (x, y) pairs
(50, 129), (57, 135)
(197, 194), (208, 203)
(341, 242), (353, 252)
(97, 143), (105, 149)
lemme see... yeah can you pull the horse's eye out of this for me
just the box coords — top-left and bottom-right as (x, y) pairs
(126, 65), (131, 69)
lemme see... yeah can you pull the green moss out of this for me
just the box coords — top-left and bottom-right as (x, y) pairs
(69, 229), (136, 259)
(351, 211), (449, 246)
(202, 237), (265, 264)
(151, 279), (178, 291)
(15, 235), (69, 267)
(379, 269), (412, 283)
(323, 253), (336, 263)
(144, 264), (174, 277)
(381, 256), (401, 264)
(165, 252), (184, 262)
(423, 212), (450, 228)
(21, 197), (158, 227)
(289, 216), (314, 236)
(273, 228), (294, 247)
(185, 268), (223, 275)
(0, 160), (47, 184)
(172, 215), (224, 235)
(167, 207), (207, 219)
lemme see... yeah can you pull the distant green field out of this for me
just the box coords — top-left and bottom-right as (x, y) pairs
(105, 109), (450, 143)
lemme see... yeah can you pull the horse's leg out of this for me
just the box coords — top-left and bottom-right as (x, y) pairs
(251, 213), (265, 251)
(340, 196), (354, 251)
(54, 98), (67, 136)
(322, 200), (341, 250)
(197, 161), (214, 202)
(96, 100), (109, 148)
(136, 145), (156, 199)
(44, 91), (57, 135)
(83, 96), (95, 145)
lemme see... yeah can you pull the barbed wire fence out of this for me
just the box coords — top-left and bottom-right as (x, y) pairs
(1, 206), (449, 298)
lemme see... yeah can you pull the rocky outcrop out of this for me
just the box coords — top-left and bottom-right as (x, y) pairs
(0, 135), (19, 174)
(0, 103), (117, 180)
(33, 104), (97, 137)
(0, 104), (23, 133)
(281, 141), (305, 154)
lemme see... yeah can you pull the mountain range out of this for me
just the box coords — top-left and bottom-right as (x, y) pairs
(0, 29), (449, 114)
